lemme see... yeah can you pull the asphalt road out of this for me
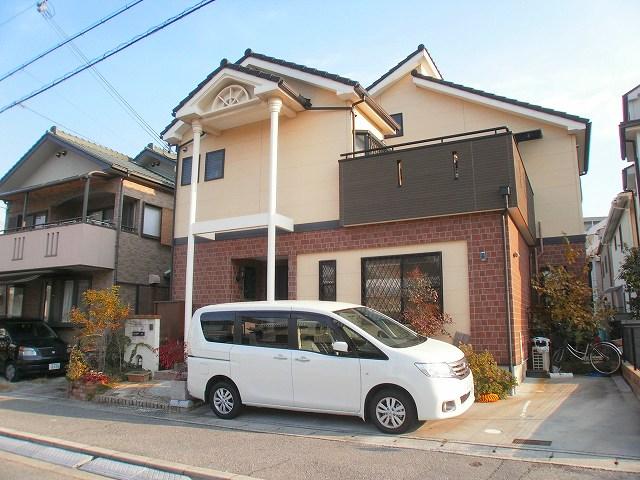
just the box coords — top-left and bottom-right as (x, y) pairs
(0, 393), (633, 480)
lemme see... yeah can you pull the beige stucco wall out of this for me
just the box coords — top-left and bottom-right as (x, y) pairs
(22, 151), (98, 189)
(373, 74), (584, 237)
(174, 107), (352, 238)
(296, 240), (470, 339)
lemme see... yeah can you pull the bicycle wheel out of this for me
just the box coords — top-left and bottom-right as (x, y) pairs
(589, 342), (621, 375)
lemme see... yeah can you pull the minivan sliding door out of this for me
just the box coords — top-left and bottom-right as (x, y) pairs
(291, 313), (361, 413)
(230, 311), (293, 407)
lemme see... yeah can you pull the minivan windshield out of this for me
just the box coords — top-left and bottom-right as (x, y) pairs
(6, 322), (57, 342)
(335, 307), (426, 348)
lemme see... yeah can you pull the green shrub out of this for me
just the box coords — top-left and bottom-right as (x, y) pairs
(460, 344), (517, 399)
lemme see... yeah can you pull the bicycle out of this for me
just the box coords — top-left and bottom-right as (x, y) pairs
(552, 340), (622, 375)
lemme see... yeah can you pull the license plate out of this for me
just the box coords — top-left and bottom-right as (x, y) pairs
(48, 363), (60, 370)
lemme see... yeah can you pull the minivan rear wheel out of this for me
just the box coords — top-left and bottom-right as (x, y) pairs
(4, 363), (18, 383)
(369, 388), (417, 434)
(209, 381), (242, 419)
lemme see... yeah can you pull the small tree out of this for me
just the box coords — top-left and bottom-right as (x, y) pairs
(619, 247), (640, 319)
(70, 286), (131, 372)
(403, 267), (452, 337)
(531, 241), (613, 344)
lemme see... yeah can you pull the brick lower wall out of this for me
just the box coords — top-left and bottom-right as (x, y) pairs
(536, 239), (587, 280)
(173, 212), (522, 363)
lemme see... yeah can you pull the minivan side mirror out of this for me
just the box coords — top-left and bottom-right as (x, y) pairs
(332, 341), (349, 353)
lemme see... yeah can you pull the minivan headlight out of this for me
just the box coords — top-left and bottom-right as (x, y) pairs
(415, 362), (455, 378)
(19, 347), (38, 358)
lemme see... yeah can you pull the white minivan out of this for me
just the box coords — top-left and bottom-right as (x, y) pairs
(187, 301), (474, 434)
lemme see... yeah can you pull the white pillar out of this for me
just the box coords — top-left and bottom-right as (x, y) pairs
(267, 97), (282, 302)
(184, 120), (202, 339)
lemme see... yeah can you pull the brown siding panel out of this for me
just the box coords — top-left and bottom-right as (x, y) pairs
(340, 133), (518, 226)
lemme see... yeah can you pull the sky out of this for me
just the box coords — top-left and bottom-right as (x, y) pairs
(0, 0), (638, 225)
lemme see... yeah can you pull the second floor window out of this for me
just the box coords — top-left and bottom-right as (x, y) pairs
(142, 204), (161, 238)
(205, 149), (225, 181)
(181, 156), (193, 186)
(386, 112), (404, 138)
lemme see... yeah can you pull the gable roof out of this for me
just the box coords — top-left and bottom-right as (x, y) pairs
(411, 71), (590, 125)
(0, 127), (175, 192)
(236, 49), (359, 87)
(162, 50), (400, 140)
(367, 44), (442, 91)
(169, 60), (311, 119)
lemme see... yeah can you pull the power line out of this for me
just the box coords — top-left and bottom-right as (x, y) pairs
(0, 0), (216, 116)
(42, 12), (167, 147)
(0, 2), (37, 29)
(0, 0), (144, 83)
(18, 102), (89, 139)
(19, 68), (134, 147)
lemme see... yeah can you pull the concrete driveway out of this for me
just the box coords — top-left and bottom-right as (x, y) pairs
(3, 374), (639, 472)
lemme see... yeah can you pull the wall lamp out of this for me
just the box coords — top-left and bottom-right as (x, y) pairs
(55, 150), (67, 158)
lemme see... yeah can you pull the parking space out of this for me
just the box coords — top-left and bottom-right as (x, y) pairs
(2, 373), (639, 472)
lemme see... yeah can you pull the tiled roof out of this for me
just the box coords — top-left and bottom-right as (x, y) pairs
(51, 128), (175, 187)
(163, 60), (312, 138)
(411, 71), (590, 124)
(170, 61), (289, 117)
(236, 49), (359, 87)
(367, 44), (442, 91)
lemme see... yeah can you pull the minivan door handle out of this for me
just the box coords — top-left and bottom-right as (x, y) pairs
(273, 354), (288, 360)
(295, 356), (310, 363)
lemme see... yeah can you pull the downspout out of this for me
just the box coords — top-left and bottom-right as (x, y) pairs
(500, 186), (516, 387)
(113, 177), (124, 286)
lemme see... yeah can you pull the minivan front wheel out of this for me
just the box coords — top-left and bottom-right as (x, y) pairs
(4, 363), (19, 383)
(369, 388), (417, 434)
(209, 381), (242, 419)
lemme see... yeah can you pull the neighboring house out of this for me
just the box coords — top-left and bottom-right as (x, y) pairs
(594, 191), (638, 315)
(0, 127), (175, 342)
(162, 46), (591, 381)
(620, 83), (640, 228)
(584, 216), (605, 232)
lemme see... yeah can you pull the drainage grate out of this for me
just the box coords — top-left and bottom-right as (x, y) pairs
(512, 438), (552, 446)
(0, 435), (92, 467)
(80, 457), (191, 480)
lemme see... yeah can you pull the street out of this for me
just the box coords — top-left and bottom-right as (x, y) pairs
(0, 389), (635, 480)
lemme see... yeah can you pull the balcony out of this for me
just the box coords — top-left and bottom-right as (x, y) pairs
(0, 218), (116, 272)
(339, 127), (535, 242)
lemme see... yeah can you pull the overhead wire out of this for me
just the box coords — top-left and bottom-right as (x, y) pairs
(42, 11), (167, 148)
(0, 0), (216, 121)
(19, 68), (137, 148)
(0, 1), (143, 83)
(18, 102), (90, 139)
(0, 2), (37, 29)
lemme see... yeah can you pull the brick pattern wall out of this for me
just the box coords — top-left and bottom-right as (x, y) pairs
(507, 217), (532, 366)
(173, 212), (516, 363)
(537, 239), (587, 280)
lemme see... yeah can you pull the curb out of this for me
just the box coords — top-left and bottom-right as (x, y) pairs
(93, 394), (203, 411)
(0, 427), (259, 480)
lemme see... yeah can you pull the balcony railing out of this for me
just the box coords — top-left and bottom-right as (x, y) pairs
(0, 220), (116, 272)
(1, 217), (115, 235)
(339, 127), (535, 241)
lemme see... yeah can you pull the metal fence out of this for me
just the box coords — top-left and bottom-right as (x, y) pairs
(621, 320), (640, 369)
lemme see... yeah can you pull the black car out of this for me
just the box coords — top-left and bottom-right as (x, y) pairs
(0, 319), (70, 382)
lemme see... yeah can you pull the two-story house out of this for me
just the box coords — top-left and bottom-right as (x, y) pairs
(0, 127), (175, 342)
(163, 46), (591, 381)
